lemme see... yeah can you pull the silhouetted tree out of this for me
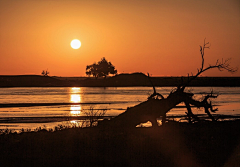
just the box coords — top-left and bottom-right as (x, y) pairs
(86, 57), (117, 78)
(86, 63), (98, 78)
(41, 69), (49, 76)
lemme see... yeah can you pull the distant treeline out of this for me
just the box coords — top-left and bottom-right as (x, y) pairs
(0, 73), (240, 87)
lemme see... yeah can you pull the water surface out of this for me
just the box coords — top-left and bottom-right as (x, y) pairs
(0, 87), (239, 131)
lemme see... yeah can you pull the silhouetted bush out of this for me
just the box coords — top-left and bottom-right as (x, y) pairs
(86, 57), (117, 78)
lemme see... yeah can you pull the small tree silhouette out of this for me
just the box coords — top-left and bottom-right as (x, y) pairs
(41, 69), (50, 76)
(83, 106), (107, 127)
(86, 57), (117, 78)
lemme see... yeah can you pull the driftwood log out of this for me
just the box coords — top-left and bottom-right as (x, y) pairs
(98, 40), (237, 128)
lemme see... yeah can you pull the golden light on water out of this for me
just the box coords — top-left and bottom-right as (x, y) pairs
(71, 94), (81, 103)
(70, 105), (81, 116)
(70, 120), (85, 128)
(70, 87), (81, 103)
(70, 120), (78, 124)
(72, 87), (81, 91)
(70, 87), (82, 116)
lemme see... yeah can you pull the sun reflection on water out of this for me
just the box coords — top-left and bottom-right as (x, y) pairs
(71, 94), (81, 103)
(70, 87), (82, 116)
(70, 105), (81, 116)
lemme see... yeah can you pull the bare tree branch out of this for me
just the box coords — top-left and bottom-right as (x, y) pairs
(181, 40), (238, 90)
(147, 73), (164, 99)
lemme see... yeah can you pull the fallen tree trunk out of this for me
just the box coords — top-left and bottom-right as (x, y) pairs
(98, 40), (237, 128)
(98, 88), (217, 128)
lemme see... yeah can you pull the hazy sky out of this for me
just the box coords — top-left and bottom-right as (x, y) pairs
(0, 0), (239, 76)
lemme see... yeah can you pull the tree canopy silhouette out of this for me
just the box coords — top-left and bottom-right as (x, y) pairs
(86, 57), (117, 78)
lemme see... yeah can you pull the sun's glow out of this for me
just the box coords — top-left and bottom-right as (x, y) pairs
(70, 39), (81, 49)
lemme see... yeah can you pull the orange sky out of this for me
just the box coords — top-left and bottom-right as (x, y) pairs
(0, 0), (239, 77)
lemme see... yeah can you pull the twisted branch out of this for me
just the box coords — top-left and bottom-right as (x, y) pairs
(181, 39), (238, 90)
(147, 73), (164, 99)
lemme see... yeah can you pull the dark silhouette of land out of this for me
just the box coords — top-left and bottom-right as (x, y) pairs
(0, 73), (240, 87)
(1, 120), (240, 167)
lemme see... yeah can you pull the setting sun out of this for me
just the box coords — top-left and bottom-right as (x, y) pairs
(70, 39), (81, 49)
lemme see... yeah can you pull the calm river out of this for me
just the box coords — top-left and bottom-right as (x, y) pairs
(0, 87), (239, 131)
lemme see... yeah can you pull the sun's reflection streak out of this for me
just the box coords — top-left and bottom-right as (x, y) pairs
(69, 120), (86, 128)
(69, 87), (82, 116)
(70, 105), (81, 116)
(71, 94), (81, 103)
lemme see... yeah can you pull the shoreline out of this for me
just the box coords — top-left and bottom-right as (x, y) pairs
(1, 114), (240, 124)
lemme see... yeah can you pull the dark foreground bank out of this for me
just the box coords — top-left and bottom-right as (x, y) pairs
(1, 120), (240, 167)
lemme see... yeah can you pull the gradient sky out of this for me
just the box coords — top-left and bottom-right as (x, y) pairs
(0, 0), (239, 77)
